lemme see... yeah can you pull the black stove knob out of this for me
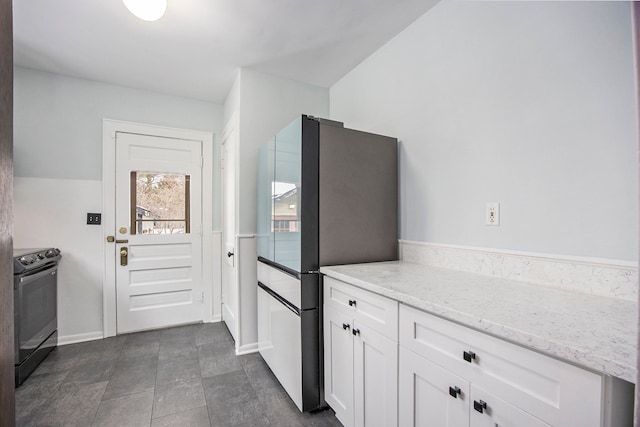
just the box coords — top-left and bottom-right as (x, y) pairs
(19, 256), (32, 265)
(45, 249), (57, 258)
(37, 253), (45, 260)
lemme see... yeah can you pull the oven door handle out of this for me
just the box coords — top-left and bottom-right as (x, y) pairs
(19, 266), (57, 285)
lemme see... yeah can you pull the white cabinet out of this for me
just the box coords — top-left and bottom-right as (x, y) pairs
(399, 346), (469, 427)
(399, 346), (553, 427)
(325, 305), (354, 424)
(399, 304), (603, 427)
(324, 277), (398, 427)
(323, 275), (633, 427)
(353, 322), (397, 427)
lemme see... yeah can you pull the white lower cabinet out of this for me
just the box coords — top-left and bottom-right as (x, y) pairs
(323, 277), (399, 427)
(399, 346), (469, 427)
(353, 322), (398, 427)
(324, 305), (355, 424)
(399, 345), (553, 427)
(398, 304), (620, 427)
(324, 276), (633, 427)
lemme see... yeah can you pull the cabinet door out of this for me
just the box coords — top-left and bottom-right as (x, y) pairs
(324, 305), (355, 427)
(400, 304), (602, 426)
(353, 322), (398, 427)
(398, 347), (470, 427)
(470, 385), (551, 427)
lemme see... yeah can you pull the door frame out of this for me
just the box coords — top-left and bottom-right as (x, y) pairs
(102, 119), (214, 338)
(220, 112), (240, 342)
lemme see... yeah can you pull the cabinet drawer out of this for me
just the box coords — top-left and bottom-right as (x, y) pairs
(399, 304), (602, 427)
(324, 276), (398, 340)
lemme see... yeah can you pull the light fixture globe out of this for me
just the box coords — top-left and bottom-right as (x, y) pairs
(122, 0), (167, 21)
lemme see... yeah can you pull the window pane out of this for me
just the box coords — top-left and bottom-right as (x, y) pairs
(131, 171), (190, 234)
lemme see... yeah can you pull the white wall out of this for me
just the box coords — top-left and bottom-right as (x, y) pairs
(13, 67), (224, 341)
(223, 71), (241, 126)
(330, 1), (638, 262)
(236, 68), (329, 234)
(14, 67), (223, 181)
(14, 177), (103, 341)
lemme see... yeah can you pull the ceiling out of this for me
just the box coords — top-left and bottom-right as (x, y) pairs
(12, 0), (439, 103)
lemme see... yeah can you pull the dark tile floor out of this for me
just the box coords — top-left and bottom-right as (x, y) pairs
(16, 322), (342, 427)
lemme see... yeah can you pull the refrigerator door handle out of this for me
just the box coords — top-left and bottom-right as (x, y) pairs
(257, 281), (301, 316)
(257, 257), (301, 280)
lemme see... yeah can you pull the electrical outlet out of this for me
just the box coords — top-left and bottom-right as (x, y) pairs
(486, 203), (500, 226)
(87, 213), (102, 225)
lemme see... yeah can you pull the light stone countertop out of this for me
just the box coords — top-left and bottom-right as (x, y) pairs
(320, 261), (637, 383)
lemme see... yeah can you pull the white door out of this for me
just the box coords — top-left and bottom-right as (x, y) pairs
(353, 322), (398, 427)
(221, 121), (238, 341)
(114, 131), (203, 333)
(398, 347), (469, 427)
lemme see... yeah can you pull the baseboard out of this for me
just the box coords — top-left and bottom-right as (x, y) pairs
(399, 240), (638, 301)
(58, 331), (104, 346)
(236, 342), (259, 356)
(207, 315), (222, 323)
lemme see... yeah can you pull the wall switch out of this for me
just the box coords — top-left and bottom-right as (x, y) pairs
(87, 213), (102, 225)
(486, 203), (499, 226)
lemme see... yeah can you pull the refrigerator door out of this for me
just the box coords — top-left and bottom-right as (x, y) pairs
(256, 115), (322, 274)
(257, 285), (303, 411)
(273, 117), (303, 272)
(257, 260), (322, 412)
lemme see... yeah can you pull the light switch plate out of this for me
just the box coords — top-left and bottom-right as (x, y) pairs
(87, 213), (102, 225)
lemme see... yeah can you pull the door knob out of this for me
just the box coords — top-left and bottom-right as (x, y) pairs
(227, 251), (234, 257)
(120, 247), (128, 266)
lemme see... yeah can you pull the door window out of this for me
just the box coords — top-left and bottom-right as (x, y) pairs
(130, 171), (191, 234)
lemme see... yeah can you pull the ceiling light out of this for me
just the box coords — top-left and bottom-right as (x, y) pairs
(122, 0), (167, 22)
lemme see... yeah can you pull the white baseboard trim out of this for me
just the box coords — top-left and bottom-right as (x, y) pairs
(58, 331), (104, 346)
(399, 240), (638, 301)
(207, 315), (222, 323)
(236, 342), (259, 356)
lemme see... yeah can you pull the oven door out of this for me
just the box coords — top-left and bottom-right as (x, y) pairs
(14, 264), (58, 364)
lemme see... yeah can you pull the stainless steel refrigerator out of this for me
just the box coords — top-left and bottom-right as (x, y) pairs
(256, 115), (398, 412)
